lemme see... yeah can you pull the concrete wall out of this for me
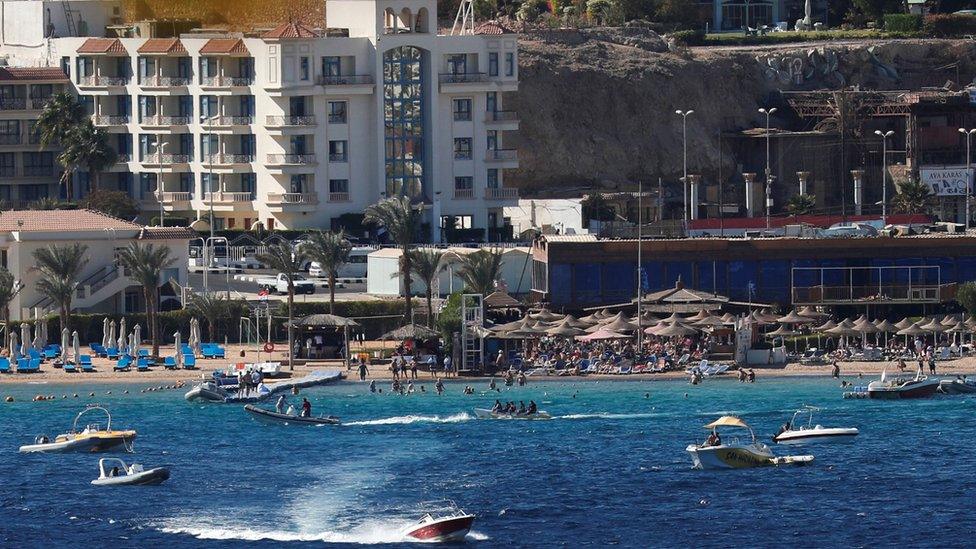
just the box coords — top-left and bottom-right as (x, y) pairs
(367, 246), (532, 297)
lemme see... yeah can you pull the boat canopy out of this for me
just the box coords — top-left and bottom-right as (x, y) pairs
(704, 416), (750, 429)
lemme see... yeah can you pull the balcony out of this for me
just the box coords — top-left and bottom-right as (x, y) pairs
(203, 154), (254, 166)
(210, 115), (254, 127)
(140, 76), (191, 88)
(485, 110), (520, 129)
(22, 166), (55, 177)
(266, 153), (317, 166)
(79, 75), (129, 88)
(265, 115), (316, 128)
(0, 134), (22, 145)
(329, 153), (348, 163)
(156, 191), (193, 207)
(142, 153), (192, 165)
(202, 191), (254, 203)
(328, 192), (350, 202)
(485, 187), (519, 200)
(141, 115), (191, 127)
(267, 192), (319, 211)
(453, 188), (474, 200)
(317, 75), (375, 95)
(200, 76), (253, 88)
(439, 73), (487, 84)
(92, 114), (129, 126)
(0, 98), (27, 111)
(485, 149), (518, 165)
(328, 114), (347, 124)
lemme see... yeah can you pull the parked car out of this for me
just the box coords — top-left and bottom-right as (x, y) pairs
(255, 273), (316, 294)
(820, 222), (878, 238)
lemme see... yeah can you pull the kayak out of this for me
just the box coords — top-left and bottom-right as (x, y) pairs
(473, 408), (552, 420)
(243, 404), (340, 426)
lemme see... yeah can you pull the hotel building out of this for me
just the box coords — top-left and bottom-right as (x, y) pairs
(0, 0), (520, 237)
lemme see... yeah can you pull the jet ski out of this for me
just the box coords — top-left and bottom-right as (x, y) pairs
(91, 458), (170, 486)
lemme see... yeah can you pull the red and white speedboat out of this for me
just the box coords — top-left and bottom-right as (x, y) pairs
(867, 370), (940, 399)
(403, 510), (476, 542)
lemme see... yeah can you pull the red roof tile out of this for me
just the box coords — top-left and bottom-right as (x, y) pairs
(77, 38), (128, 55)
(139, 227), (197, 240)
(261, 20), (319, 39)
(136, 38), (188, 55)
(199, 38), (250, 55)
(0, 209), (141, 233)
(0, 67), (68, 82)
(475, 21), (514, 35)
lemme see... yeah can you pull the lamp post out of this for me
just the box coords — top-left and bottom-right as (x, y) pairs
(675, 109), (694, 230)
(759, 107), (777, 230)
(207, 116), (217, 243)
(959, 128), (976, 231)
(156, 141), (166, 227)
(874, 130), (894, 227)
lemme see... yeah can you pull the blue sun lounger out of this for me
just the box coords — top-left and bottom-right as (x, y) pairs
(114, 356), (132, 371)
(163, 356), (178, 369)
(0, 357), (9, 373)
(63, 360), (77, 373)
(183, 355), (197, 369)
(136, 357), (151, 371)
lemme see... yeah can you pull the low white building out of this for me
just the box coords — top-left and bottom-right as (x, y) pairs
(367, 245), (531, 297)
(0, 209), (192, 320)
(503, 198), (585, 237)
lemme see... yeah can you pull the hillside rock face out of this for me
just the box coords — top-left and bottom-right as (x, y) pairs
(507, 30), (976, 196)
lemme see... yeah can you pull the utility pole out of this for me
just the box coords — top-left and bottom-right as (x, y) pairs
(875, 129), (894, 227)
(759, 107), (777, 230)
(636, 179), (643, 352)
(676, 110), (694, 232)
(959, 128), (976, 231)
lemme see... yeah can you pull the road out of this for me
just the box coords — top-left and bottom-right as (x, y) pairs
(186, 269), (373, 303)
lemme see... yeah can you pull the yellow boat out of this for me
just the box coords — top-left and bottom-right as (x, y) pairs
(19, 405), (136, 453)
(686, 416), (813, 469)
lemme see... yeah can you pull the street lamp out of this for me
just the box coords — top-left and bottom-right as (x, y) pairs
(959, 127), (976, 231)
(675, 110), (694, 229)
(874, 130), (894, 227)
(759, 107), (777, 230)
(206, 116), (218, 243)
(156, 141), (166, 227)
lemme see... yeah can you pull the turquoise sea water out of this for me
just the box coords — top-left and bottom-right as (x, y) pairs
(1, 375), (972, 547)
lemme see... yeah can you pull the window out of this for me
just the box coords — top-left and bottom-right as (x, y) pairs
(29, 84), (54, 105)
(138, 134), (157, 160)
(486, 92), (497, 113)
(61, 56), (71, 78)
(383, 46), (426, 198)
(441, 215), (473, 229)
(290, 174), (307, 193)
(487, 130), (498, 151)
(199, 57), (217, 82)
(453, 98), (471, 121)
(448, 54), (466, 75)
(454, 138), (472, 160)
(177, 57), (192, 79)
(238, 57), (255, 81)
(179, 133), (194, 158)
(21, 184), (49, 201)
(328, 101), (347, 124)
(290, 135), (308, 155)
(0, 153), (15, 177)
(487, 168), (499, 189)
(227, 218), (236, 229)
(200, 172), (216, 194)
(300, 57), (311, 81)
(240, 134), (256, 158)
(239, 95), (255, 117)
(76, 57), (93, 81)
(138, 95), (156, 121)
(139, 172), (157, 195)
(0, 120), (20, 145)
(454, 176), (473, 190)
(178, 173), (193, 192)
(78, 96), (94, 116)
(138, 56), (156, 83)
(178, 95), (193, 118)
(241, 173), (256, 194)
(289, 96), (308, 116)
(199, 95), (217, 122)
(504, 52), (515, 77)
(488, 52), (498, 77)
(329, 179), (349, 193)
(322, 56), (341, 77)
(329, 140), (348, 162)
(115, 133), (131, 156)
(200, 134), (218, 159)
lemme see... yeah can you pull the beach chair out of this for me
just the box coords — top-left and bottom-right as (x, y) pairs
(79, 355), (92, 368)
(163, 356), (178, 370)
(114, 356), (132, 372)
(181, 344), (194, 356)
(211, 345), (226, 359)
(618, 362), (632, 375)
(42, 347), (58, 360)
(105, 347), (119, 360)
(27, 348), (41, 362)
(0, 357), (9, 373)
(183, 355), (197, 370)
(939, 347), (950, 360)
(81, 358), (95, 372)
(63, 360), (77, 373)
(136, 357), (151, 372)
(90, 343), (106, 357)
(137, 349), (150, 359)
(27, 357), (41, 372)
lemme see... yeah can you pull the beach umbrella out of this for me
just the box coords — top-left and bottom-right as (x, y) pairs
(108, 320), (117, 351)
(60, 328), (69, 362)
(766, 324), (799, 352)
(9, 330), (17, 359)
(32, 323), (42, 351)
(102, 317), (110, 349)
(72, 331), (80, 363)
(650, 321), (699, 338)
(942, 314), (959, 326)
(545, 323), (586, 338)
(748, 311), (773, 325)
(577, 328), (629, 341)
(692, 315), (728, 328)
(577, 311), (603, 324)
(174, 331), (183, 368)
(918, 318), (946, 333)
(492, 315), (531, 333)
(128, 333), (135, 356)
(894, 317), (914, 331)
(530, 309), (563, 322)
(854, 318), (879, 348)
(603, 316), (639, 333)
(814, 319), (837, 332)
(721, 313), (737, 323)
(826, 320), (859, 348)
(661, 312), (686, 324)
(965, 315), (976, 329)
(596, 308), (612, 319)
(561, 315), (592, 329)
(133, 324), (142, 356)
(798, 305), (828, 318)
(874, 319), (898, 347)
(20, 322), (29, 357)
(758, 309), (781, 323)
(777, 310), (814, 324)
(597, 311), (627, 325)
(118, 317), (127, 352)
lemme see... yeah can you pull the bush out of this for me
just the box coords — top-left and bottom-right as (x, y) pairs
(884, 13), (922, 32)
(150, 216), (190, 227)
(671, 29), (705, 46)
(923, 14), (976, 37)
(957, 282), (976, 314)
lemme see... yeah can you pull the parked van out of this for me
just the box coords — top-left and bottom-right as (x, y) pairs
(309, 247), (371, 279)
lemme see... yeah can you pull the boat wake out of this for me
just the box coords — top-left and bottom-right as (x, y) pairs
(343, 413), (474, 426)
(158, 522), (489, 544)
(556, 412), (659, 420)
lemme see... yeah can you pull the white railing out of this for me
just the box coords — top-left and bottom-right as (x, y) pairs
(212, 115), (253, 126)
(453, 189), (475, 199)
(328, 192), (350, 202)
(205, 154), (254, 165)
(267, 192), (318, 205)
(485, 187), (519, 199)
(485, 149), (518, 162)
(93, 114), (129, 125)
(317, 75), (374, 86)
(266, 154), (316, 165)
(141, 115), (191, 126)
(143, 153), (192, 164)
(79, 75), (129, 87)
(156, 191), (193, 202)
(200, 76), (253, 87)
(203, 191), (255, 202)
(485, 110), (519, 123)
(141, 75), (191, 87)
(265, 115), (316, 126)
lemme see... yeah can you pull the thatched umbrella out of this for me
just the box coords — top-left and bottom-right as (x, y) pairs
(897, 322), (927, 347)
(32, 324), (42, 351)
(380, 323), (441, 341)
(603, 316), (639, 333)
(721, 313), (737, 323)
(577, 328), (630, 341)
(649, 321), (699, 338)
(530, 309), (563, 323)
(798, 305), (828, 318)
(854, 318), (880, 348)
(545, 323), (586, 338)
(661, 312), (686, 324)
(965, 315), (976, 329)
(693, 315), (728, 328)
(894, 318), (914, 331)
(561, 315), (592, 329)
(688, 309), (712, 323)
(598, 311), (628, 325)
(749, 310), (774, 325)
(758, 309), (781, 323)
(826, 320), (859, 348)
(947, 322), (968, 345)
(874, 319), (898, 347)
(492, 315), (532, 333)
(777, 310), (814, 324)
(814, 319), (837, 332)
(766, 324), (799, 352)
(578, 311), (603, 324)
(102, 317), (111, 349)
(942, 314), (959, 326)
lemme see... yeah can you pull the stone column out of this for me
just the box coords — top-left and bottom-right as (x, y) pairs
(797, 171), (810, 196)
(743, 173), (757, 217)
(851, 169), (865, 215)
(688, 175), (702, 220)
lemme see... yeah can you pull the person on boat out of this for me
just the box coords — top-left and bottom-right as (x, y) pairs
(301, 398), (311, 418)
(507, 401), (517, 414)
(492, 400), (503, 413)
(517, 401), (527, 415)
(776, 420), (792, 436)
(705, 430), (721, 447)
(528, 400), (538, 414)
(369, 380), (376, 393)
(276, 395), (287, 414)
(110, 466), (120, 477)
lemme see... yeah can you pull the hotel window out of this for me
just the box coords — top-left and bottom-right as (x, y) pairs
(239, 57), (255, 80)
(0, 121), (20, 145)
(322, 56), (341, 77)
(137, 56), (156, 83)
(61, 57), (71, 78)
(200, 134), (218, 160)
(300, 57), (311, 81)
(453, 98), (471, 121)
(504, 53), (514, 77)
(290, 174), (307, 193)
(139, 173), (157, 195)
(137, 95), (157, 121)
(178, 95), (193, 118)
(199, 57), (217, 82)
(199, 95), (218, 122)
(179, 133), (194, 159)
(290, 135), (308, 155)
(241, 173), (256, 194)
(328, 101), (347, 124)
(138, 134), (157, 160)
(178, 173), (193, 192)
(75, 57), (93, 82)
(329, 140), (348, 162)
(486, 92), (497, 113)
(488, 52), (498, 77)
(78, 96), (94, 116)
(21, 184), (49, 201)
(329, 179), (349, 193)
(241, 134), (256, 159)
(487, 130), (498, 151)
(200, 172), (216, 194)
(177, 57), (192, 79)
(239, 95), (255, 117)
(0, 186), (9, 202)
(0, 153), (14, 177)
(454, 138), (472, 160)
(227, 218), (236, 229)
(487, 168), (499, 189)
(448, 54), (467, 75)
(454, 176), (473, 191)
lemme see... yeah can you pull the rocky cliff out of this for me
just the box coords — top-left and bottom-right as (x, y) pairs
(507, 30), (976, 196)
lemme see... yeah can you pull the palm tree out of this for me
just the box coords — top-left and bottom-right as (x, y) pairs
(256, 242), (307, 371)
(117, 243), (174, 358)
(0, 268), (21, 334)
(409, 248), (446, 326)
(364, 197), (423, 322)
(31, 243), (88, 333)
(892, 179), (932, 215)
(456, 249), (503, 296)
(189, 292), (229, 343)
(303, 230), (352, 314)
(786, 194), (817, 216)
(57, 119), (117, 198)
(34, 92), (85, 148)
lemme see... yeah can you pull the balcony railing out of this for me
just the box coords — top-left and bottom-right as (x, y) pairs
(23, 166), (55, 176)
(266, 154), (316, 165)
(0, 98), (27, 111)
(317, 75), (374, 86)
(200, 76), (253, 87)
(454, 112), (472, 122)
(265, 115), (316, 127)
(141, 75), (191, 87)
(485, 110), (519, 123)
(485, 187), (519, 200)
(212, 115), (254, 126)
(203, 191), (255, 203)
(328, 191), (350, 202)
(439, 72), (487, 84)
(328, 114), (347, 124)
(204, 154), (255, 165)
(155, 191), (193, 203)
(143, 153), (192, 164)
(485, 149), (518, 162)
(0, 134), (22, 145)
(79, 75), (129, 87)
(454, 188), (475, 199)
(93, 114), (129, 126)
(267, 192), (318, 205)
(328, 153), (348, 163)
(141, 115), (191, 126)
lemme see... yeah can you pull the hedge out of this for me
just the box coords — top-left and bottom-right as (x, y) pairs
(923, 14), (976, 38)
(884, 14), (922, 32)
(671, 29), (705, 46)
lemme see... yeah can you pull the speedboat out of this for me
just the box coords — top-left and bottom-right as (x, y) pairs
(867, 370), (940, 399)
(772, 406), (858, 445)
(686, 416), (814, 469)
(91, 458), (170, 486)
(19, 405), (136, 453)
(184, 381), (231, 403)
(403, 509), (476, 542)
(244, 404), (340, 425)
(938, 377), (976, 395)
(473, 408), (552, 420)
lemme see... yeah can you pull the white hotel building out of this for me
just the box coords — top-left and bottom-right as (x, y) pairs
(0, 0), (520, 237)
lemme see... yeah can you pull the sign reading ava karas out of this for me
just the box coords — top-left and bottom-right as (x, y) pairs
(919, 167), (974, 196)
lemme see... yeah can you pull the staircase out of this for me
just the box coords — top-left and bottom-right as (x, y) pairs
(73, 267), (133, 310)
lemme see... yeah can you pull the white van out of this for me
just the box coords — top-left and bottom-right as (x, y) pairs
(309, 247), (371, 279)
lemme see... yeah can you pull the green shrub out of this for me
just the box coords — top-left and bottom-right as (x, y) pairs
(671, 29), (705, 46)
(923, 14), (976, 37)
(884, 13), (922, 32)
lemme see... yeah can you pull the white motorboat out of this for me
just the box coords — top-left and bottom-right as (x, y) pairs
(184, 381), (231, 403)
(772, 406), (859, 445)
(19, 406), (136, 453)
(91, 458), (170, 486)
(938, 377), (976, 395)
(473, 408), (552, 420)
(687, 416), (814, 469)
(867, 370), (940, 399)
(244, 404), (340, 425)
(402, 509), (476, 542)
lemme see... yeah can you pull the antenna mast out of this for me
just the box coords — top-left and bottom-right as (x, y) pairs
(450, 0), (474, 35)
